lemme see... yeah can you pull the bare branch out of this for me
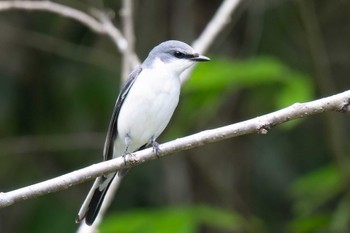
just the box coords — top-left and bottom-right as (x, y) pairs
(0, 1), (139, 65)
(1, 90), (349, 208)
(181, 0), (243, 83)
(0, 0), (239, 80)
(193, 0), (242, 53)
(90, 10), (128, 52)
(0, 1), (104, 33)
(121, 0), (137, 82)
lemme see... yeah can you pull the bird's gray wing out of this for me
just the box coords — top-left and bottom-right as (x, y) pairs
(103, 66), (143, 161)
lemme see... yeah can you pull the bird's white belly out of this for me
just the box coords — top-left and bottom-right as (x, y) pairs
(115, 69), (180, 155)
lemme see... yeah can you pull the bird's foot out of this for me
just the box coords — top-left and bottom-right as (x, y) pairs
(151, 140), (161, 158)
(122, 151), (132, 166)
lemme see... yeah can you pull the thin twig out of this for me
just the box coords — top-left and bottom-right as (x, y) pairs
(1, 90), (349, 208)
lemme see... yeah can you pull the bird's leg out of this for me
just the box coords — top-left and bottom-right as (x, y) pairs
(151, 137), (161, 158)
(122, 134), (132, 165)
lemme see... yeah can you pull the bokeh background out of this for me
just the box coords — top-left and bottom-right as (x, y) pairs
(0, 0), (350, 232)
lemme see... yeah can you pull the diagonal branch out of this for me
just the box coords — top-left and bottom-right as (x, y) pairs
(192, 0), (242, 54)
(1, 90), (349, 208)
(181, 0), (243, 83)
(120, 0), (137, 82)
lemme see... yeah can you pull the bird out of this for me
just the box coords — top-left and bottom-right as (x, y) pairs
(76, 40), (210, 226)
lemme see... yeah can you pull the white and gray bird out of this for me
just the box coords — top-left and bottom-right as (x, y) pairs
(76, 40), (210, 225)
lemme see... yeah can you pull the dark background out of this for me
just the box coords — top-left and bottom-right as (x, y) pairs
(0, 0), (349, 232)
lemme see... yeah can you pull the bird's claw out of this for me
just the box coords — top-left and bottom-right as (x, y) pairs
(122, 151), (132, 166)
(152, 140), (161, 158)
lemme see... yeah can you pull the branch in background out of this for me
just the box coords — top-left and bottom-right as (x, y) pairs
(1, 90), (349, 208)
(181, 0), (243, 83)
(0, 1), (105, 33)
(0, 0), (240, 81)
(0, 0), (139, 66)
(193, 0), (242, 53)
(121, 0), (137, 82)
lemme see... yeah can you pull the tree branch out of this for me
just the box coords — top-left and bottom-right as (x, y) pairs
(0, 1), (104, 33)
(181, 0), (243, 83)
(192, 0), (242, 54)
(0, 0), (241, 81)
(0, 0), (139, 66)
(120, 0), (137, 82)
(1, 90), (349, 208)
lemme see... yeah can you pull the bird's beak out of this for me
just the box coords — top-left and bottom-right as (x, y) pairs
(190, 54), (210, 62)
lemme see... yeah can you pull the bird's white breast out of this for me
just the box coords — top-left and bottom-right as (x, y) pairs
(115, 66), (181, 156)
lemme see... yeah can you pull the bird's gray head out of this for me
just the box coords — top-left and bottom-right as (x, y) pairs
(142, 40), (210, 74)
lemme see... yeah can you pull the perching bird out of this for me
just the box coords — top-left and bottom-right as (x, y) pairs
(76, 40), (210, 225)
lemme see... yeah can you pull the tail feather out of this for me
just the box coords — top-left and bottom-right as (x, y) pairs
(76, 173), (116, 225)
(85, 175), (115, 225)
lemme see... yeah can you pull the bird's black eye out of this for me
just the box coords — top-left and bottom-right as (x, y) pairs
(173, 51), (185, 58)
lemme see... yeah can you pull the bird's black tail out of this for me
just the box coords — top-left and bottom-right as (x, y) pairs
(85, 174), (116, 225)
(76, 173), (116, 226)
